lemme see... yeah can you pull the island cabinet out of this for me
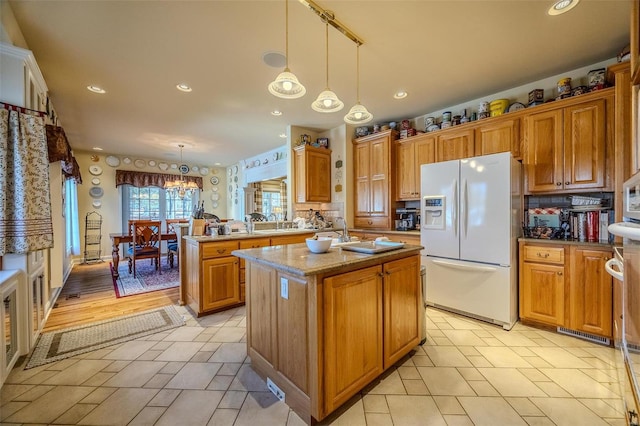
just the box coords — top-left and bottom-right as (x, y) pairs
(523, 90), (614, 194)
(474, 117), (521, 159)
(395, 133), (436, 201)
(293, 145), (332, 203)
(238, 237), (271, 302)
(236, 244), (422, 424)
(519, 240), (613, 339)
(353, 129), (397, 229)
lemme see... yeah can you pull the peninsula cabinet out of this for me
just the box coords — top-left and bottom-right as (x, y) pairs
(238, 237), (271, 302)
(353, 130), (397, 229)
(293, 145), (332, 203)
(474, 117), (521, 159)
(524, 91), (613, 194)
(436, 127), (474, 162)
(519, 240), (613, 339)
(396, 133), (436, 201)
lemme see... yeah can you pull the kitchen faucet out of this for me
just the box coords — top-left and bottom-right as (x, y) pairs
(336, 217), (350, 243)
(268, 213), (279, 230)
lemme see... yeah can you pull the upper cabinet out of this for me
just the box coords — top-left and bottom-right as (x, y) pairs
(353, 130), (397, 229)
(523, 90), (613, 194)
(293, 145), (332, 203)
(474, 117), (521, 159)
(436, 127), (475, 162)
(0, 43), (48, 112)
(396, 133), (436, 201)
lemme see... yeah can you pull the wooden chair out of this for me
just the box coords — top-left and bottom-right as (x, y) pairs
(165, 219), (188, 268)
(128, 220), (161, 277)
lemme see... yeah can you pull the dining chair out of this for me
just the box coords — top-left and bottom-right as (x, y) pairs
(128, 220), (161, 277)
(165, 219), (188, 268)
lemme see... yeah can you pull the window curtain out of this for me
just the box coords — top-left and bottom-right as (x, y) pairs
(252, 182), (263, 213)
(0, 109), (54, 255)
(115, 169), (203, 189)
(280, 180), (288, 219)
(65, 179), (81, 255)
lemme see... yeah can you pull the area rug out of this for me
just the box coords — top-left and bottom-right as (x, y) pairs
(110, 261), (179, 298)
(25, 306), (185, 369)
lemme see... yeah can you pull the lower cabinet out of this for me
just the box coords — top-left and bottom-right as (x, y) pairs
(239, 237), (271, 302)
(519, 241), (613, 338)
(202, 256), (240, 312)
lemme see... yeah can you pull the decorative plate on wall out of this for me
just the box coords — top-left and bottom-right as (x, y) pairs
(192, 165), (199, 172)
(210, 176), (219, 185)
(212, 201), (218, 208)
(179, 164), (189, 174)
(89, 187), (104, 198)
(200, 167), (209, 176)
(88, 165), (102, 176)
(134, 159), (146, 168)
(158, 162), (169, 171)
(92, 200), (102, 208)
(106, 155), (120, 167)
(170, 163), (178, 169)
(210, 192), (220, 201)
(91, 177), (100, 185)
(148, 160), (157, 167)
(211, 185), (218, 192)
(123, 157), (132, 165)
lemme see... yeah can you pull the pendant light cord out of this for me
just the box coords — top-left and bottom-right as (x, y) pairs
(325, 23), (329, 88)
(356, 44), (360, 103)
(285, 0), (289, 69)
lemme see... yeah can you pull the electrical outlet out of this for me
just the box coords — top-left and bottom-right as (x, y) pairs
(267, 377), (285, 402)
(280, 277), (288, 299)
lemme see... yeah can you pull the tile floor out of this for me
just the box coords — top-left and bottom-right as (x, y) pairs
(0, 306), (627, 425)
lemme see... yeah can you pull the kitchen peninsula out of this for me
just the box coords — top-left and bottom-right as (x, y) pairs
(232, 242), (423, 424)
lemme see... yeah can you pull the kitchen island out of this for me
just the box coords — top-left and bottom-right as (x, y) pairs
(232, 242), (423, 424)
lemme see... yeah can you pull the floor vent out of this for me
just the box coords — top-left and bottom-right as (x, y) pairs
(65, 293), (80, 300)
(557, 327), (610, 346)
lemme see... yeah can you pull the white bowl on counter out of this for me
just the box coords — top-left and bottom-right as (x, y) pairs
(306, 237), (332, 253)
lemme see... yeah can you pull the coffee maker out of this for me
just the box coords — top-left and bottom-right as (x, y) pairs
(395, 208), (418, 231)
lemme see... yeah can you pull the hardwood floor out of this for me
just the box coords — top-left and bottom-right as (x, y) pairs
(44, 261), (180, 332)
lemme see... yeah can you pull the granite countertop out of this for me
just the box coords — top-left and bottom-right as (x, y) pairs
(232, 243), (423, 277)
(350, 229), (421, 236)
(518, 237), (614, 248)
(183, 228), (330, 243)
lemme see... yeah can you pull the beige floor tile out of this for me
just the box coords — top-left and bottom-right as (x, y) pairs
(165, 362), (221, 389)
(446, 317), (486, 330)
(136, 349), (162, 361)
(101, 360), (131, 373)
(1, 383), (34, 403)
(458, 346), (481, 356)
(529, 347), (595, 369)
(478, 368), (547, 397)
(148, 388), (181, 406)
(218, 362), (243, 376)
(466, 355), (493, 368)
(540, 368), (620, 399)
(6, 362), (50, 384)
(219, 390), (248, 409)
(471, 329), (494, 338)
(3, 386), (91, 423)
(20, 369), (71, 385)
(53, 402), (98, 424)
(234, 391), (291, 426)
(365, 370), (407, 395)
(365, 412), (394, 426)
(102, 360), (167, 387)
(428, 329), (446, 338)
(229, 365), (270, 392)
(489, 331), (539, 347)
(155, 389), (224, 426)
(80, 387), (118, 404)
(522, 356), (554, 368)
(128, 406), (166, 425)
(210, 326), (246, 342)
(436, 323), (454, 330)
(102, 340), (157, 360)
(42, 359), (112, 386)
(582, 368), (620, 383)
(476, 346), (533, 368)
(518, 368), (551, 382)
(534, 381), (572, 397)
(200, 342), (222, 352)
(583, 347), (618, 366)
(82, 372), (116, 386)
(190, 350), (215, 362)
(163, 325), (205, 341)
(511, 347), (537, 357)
(505, 397), (544, 416)
(604, 417), (629, 426)
(530, 338), (558, 347)
(209, 342), (247, 363)
(468, 380), (500, 396)
(424, 346), (472, 367)
(456, 367), (483, 381)
(159, 361), (186, 374)
(432, 396), (465, 415)
(208, 374), (234, 391)
(441, 330), (486, 346)
(578, 398), (624, 417)
(78, 388), (159, 425)
(151, 340), (174, 350)
(9, 384), (54, 402)
(155, 341), (205, 362)
(387, 395), (446, 425)
(403, 379), (430, 395)
(362, 394), (389, 413)
(0, 401), (29, 420)
(208, 408), (239, 426)
(481, 337), (506, 346)
(530, 397), (610, 425)
(432, 337), (454, 345)
(411, 355), (434, 367)
(397, 365), (421, 380)
(44, 358), (80, 371)
(582, 357), (618, 370)
(144, 373), (174, 388)
(458, 396), (528, 426)
(522, 416), (556, 426)
(443, 415), (474, 426)
(417, 367), (475, 396)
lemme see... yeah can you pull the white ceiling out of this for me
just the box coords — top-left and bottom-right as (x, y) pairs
(6, 0), (631, 166)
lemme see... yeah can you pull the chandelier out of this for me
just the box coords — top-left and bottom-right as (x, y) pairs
(164, 144), (198, 199)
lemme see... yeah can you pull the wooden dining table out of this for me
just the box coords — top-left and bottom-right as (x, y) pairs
(110, 232), (177, 278)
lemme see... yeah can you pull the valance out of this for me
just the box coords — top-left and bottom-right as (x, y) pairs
(115, 169), (203, 190)
(45, 124), (82, 183)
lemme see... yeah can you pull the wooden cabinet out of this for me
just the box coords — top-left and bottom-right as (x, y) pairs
(436, 127), (474, 161)
(270, 233), (312, 246)
(293, 145), (332, 203)
(519, 241), (613, 338)
(239, 237), (271, 302)
(475, 117), (521, 159)
(396, 134), (436, 201)
(524, 95), (611, 193)
(353, 130), (397, 229)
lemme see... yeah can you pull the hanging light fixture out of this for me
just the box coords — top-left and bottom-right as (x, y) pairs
(164, 144), (199, 199)
(311, 21), (343, 113)
(344, 43), (373, 124)
(268, 0), (306, 99)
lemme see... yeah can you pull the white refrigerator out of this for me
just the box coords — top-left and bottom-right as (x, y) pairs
(420, 152), (522, 330)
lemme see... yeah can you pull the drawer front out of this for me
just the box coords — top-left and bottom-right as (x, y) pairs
(354, 216), (390, 229)
(523, 245), (565, 264)
(239, 238), (271, 249)
(202, 241), (240, 259)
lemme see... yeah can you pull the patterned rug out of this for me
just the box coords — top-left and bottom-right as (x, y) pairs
(110, 261), (179, 298)
(25, 306), (185, 369)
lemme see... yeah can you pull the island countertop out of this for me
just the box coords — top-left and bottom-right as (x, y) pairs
(182, 228), (335, 243)
(232, 242), (423, 277)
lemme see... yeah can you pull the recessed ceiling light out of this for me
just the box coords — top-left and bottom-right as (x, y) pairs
(394, 91), (408, 99)
(92, 147), (103, 151)
(548, 0), (579, 15)
(262, 51), (287, 68)
(271, 110), (283, 116)
(176, 83), (192, 92)
(279, 133), (287, 138)
(214, 162), (221, 166)
(87, 85), (106, 94)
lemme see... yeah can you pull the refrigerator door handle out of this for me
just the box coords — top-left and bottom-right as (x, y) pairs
(452, 179), (458, 238)
(431, 258), (497, 273)
(462, 179), (468, 238)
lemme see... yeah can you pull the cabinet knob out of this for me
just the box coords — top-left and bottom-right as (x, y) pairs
(537, 252), (549, 258)
(565, 181), (570, 186)
(557, 271), (563, 276)
(556, 182), (562, 186)
(217, 249), (227, 254)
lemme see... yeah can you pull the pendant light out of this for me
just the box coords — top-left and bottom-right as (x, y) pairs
(344, 44), (373, 124)
(268, 0), (306, 99)
(311, 21), (343, 113)
(164, 144), (198, 199)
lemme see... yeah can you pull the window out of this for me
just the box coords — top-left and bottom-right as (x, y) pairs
(262, 191), (281, 219)
(64, 179), (80, 255)
(122, 185), (197, 230)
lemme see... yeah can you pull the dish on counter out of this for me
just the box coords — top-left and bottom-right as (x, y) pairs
(105, 155), (120, 167)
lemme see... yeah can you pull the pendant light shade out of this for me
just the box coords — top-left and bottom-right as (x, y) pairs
(268, 0), (306, 99)
(312, 22), (343, 113)
(344, 44), (373, 124)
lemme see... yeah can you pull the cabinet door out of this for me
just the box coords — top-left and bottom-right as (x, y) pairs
(354, 142), (371, 217)
(246, 262), (277, 368)
(525, 109), (564, 192)
(570, 248), (612, 337)
(202, 256), (240, 312)
(306, 148), (332, 202)
(396, 141), (416, 200)
(563, 99), (606, 190)
(383, 256), (420, 369)
(294, 147), (306, 203)
(324, 266), (383, 414)
(475, 118), (521, 159)
(520, 262), (565, 326)
(370, 137), (390, 216)
(436, 128), (474, 162)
